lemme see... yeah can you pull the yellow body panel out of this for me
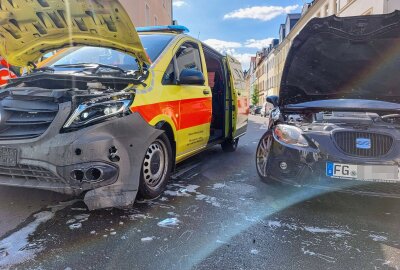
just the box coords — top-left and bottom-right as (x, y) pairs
(0, 0), (149, 67)
(34, 32), (246, 165)
(130, 35), (212, 162)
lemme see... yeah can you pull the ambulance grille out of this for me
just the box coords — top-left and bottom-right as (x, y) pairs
(0, 97), (58, 140)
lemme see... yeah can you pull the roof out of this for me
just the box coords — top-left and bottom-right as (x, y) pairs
(287, 13), (302, 20)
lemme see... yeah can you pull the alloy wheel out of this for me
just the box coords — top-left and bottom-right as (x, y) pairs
(256, 133), (272, 177)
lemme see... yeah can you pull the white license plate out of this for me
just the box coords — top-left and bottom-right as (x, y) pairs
(326, 162), (358, 178)
(326, 162), (400, 182)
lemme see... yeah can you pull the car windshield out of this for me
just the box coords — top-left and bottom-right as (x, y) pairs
(44, 34), (173, 71)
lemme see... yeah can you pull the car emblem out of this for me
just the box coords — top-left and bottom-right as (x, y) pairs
(356, 138), (371, 149)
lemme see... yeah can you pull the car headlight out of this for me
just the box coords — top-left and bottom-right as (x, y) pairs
(273, 124), (309, 147)
(63, 99), (132, 130)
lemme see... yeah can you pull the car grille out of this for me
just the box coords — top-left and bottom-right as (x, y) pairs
(0, 97), (58, 140)
(0, 164), (65, 183)
(333, 131), (393, 157)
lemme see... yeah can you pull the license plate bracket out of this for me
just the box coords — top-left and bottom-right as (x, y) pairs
(326, 162), (400, 182)
(0, 147), (18, 167)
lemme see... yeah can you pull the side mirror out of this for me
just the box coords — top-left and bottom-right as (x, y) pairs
(267, 95), (279, 107)
(178, 69), (205, 85)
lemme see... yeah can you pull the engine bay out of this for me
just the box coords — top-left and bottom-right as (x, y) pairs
(284, 111), (400, 130)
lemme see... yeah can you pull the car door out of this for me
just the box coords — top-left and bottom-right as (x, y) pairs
(225, 55), (248, 138)
(165, 40), (212, 159)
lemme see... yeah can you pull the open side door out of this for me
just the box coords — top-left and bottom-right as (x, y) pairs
(225, 55), (248, 138)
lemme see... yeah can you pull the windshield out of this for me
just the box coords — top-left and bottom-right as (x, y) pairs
(44, 34), (173, 71)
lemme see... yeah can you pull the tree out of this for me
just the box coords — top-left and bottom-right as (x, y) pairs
(251, 84), (259, 106)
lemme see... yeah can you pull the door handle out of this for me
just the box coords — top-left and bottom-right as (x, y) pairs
(203, 90), (210, 95)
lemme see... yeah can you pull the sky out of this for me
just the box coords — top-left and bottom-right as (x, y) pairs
(173, 0), (305, 70)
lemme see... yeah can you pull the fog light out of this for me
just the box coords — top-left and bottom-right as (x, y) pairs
(280, 162), (288, 170)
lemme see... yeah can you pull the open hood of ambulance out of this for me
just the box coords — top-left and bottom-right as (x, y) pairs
(279, 11), (400, 107)
(0, 0), (150, 67)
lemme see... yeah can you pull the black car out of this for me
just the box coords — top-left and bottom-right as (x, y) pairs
(250, 105), (262, 115)
(256, 12), (400, 197)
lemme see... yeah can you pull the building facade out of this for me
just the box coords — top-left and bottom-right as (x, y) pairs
(250, 0), (400, 100)
(120, 0), (173, 27)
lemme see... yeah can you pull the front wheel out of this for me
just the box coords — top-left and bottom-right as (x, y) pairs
(138, 134), (172, 200)
(256, 131), (275, 184)
(221, 138), (239, 152)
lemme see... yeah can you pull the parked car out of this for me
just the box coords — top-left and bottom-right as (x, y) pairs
(260, 101), (274, 117)
(250, 106), (262, 115)
(256, 12), (400, 197)
(0, 0), (248, 210)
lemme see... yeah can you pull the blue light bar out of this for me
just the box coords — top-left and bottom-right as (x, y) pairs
(136, 25), (190, 33)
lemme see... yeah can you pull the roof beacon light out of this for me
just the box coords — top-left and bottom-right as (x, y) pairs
(136, 25), (190, 33)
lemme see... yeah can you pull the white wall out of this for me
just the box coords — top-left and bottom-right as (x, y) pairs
(338, 0), (384, 16)
(387, 0), (400, 13)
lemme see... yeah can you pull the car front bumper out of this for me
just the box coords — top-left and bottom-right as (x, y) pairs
(0, 102), (162, 210)
(268, 138), (400, 198)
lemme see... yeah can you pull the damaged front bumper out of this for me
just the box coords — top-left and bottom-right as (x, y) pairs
(267, 137), (400, 198)
(0, 102), (162, 210)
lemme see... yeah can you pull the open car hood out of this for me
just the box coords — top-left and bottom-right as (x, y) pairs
(0, 0), (150, 67)
(279, 11), (400, 107)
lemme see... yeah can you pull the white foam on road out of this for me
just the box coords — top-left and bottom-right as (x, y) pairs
(212, 183), (226, 189)
(301, 247), (336, 263)
(164, 183), (221, 207)
(266, 219), (351, 237)
(369, 234), (388, 242)
(68, 223), (82, 230)
(141, 236), (154, 242)
(250, 249), (259, 255)
(67, 213), (90, 231)
(164, 184), (200, 197)
(0, 200), (76, 268)
(157, 218), (180, 228)
(303, 226), (351, 236)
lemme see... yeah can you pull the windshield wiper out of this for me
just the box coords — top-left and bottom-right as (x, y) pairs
(31, 66), (55, 73)
(54, 63), (128, 75)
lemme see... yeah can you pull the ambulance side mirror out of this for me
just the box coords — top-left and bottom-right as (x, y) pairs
(178, 69), (205, 85)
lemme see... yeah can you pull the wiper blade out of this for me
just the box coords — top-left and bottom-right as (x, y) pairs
(54, 63), (127, 75)
(31, 66), (55, 73)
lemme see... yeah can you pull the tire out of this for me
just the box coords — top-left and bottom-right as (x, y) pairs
(256, 131), (276, 184)
(138, 133), (172, 200)
(221, 138), (239, 152)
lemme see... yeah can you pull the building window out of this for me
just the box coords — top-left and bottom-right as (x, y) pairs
(145, 4), (150, 26)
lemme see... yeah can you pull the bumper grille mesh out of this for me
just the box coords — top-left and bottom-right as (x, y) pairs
(0, 97), (58, 140)
(0, 164), (64, 183)
(333, 131), (393, 157)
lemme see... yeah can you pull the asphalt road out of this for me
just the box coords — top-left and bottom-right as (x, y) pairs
(1, 115), (400, 270)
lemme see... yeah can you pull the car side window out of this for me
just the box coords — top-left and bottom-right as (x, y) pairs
(162, 60), (176, 85)
(175, 42), (202, 73)
(162, 41), (203, 85)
